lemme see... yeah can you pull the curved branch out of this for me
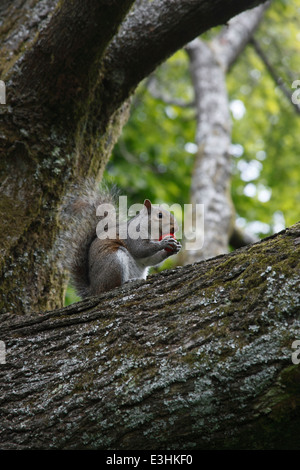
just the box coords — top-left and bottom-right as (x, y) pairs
(102, 0), (268, 110)
(8, 1), (134, 107)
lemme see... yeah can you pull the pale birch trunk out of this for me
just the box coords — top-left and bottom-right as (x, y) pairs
(183, 4), (269, 264)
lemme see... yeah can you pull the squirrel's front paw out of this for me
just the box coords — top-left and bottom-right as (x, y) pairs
(160, 235), (181, 253)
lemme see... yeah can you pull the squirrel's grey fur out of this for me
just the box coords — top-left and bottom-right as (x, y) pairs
(59, 179), (181, 299)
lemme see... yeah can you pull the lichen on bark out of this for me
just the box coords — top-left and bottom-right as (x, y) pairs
(0, 222), (299, 449)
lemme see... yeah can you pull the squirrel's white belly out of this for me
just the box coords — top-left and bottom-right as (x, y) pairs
(116, 249), (149, 281)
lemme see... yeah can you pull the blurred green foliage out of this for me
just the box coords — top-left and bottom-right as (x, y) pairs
(228, 0), (300, 234)
(105, 48), (196, 209)
(65, 285), (81, 306)
(65, 0), (300, 305)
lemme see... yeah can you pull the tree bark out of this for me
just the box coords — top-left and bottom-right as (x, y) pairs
(183, 4), (269, 264)
(0, 0), (268, 315)
(0, 221), (299, 450)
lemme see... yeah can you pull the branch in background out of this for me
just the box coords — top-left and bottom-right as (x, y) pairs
(146, 75), (195, 108)
(250, 37), (300, 115)
(212, 2), (270, 72)
(117, 138), (139, 165)
(115, 137), (168, 177)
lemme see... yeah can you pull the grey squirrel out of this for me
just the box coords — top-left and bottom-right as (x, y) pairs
(61, 181), (181, 298)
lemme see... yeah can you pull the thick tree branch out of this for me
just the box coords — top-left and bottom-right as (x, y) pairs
(1, 222), (299, 449)
(102, 0), (268, 110)
(7, 1), (135, 112)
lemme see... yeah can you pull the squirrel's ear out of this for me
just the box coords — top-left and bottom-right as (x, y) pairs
(144, 199), (152, 213)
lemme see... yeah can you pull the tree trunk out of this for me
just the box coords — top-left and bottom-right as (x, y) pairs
(0, 0), (268, 315)
(183, 4), (269, 264)
(1, 222), (299, 450)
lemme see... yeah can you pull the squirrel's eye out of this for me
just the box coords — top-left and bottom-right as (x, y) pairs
(158, 212), (163, 218)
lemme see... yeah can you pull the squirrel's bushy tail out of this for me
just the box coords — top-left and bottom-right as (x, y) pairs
(58, 179), (115, 298)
